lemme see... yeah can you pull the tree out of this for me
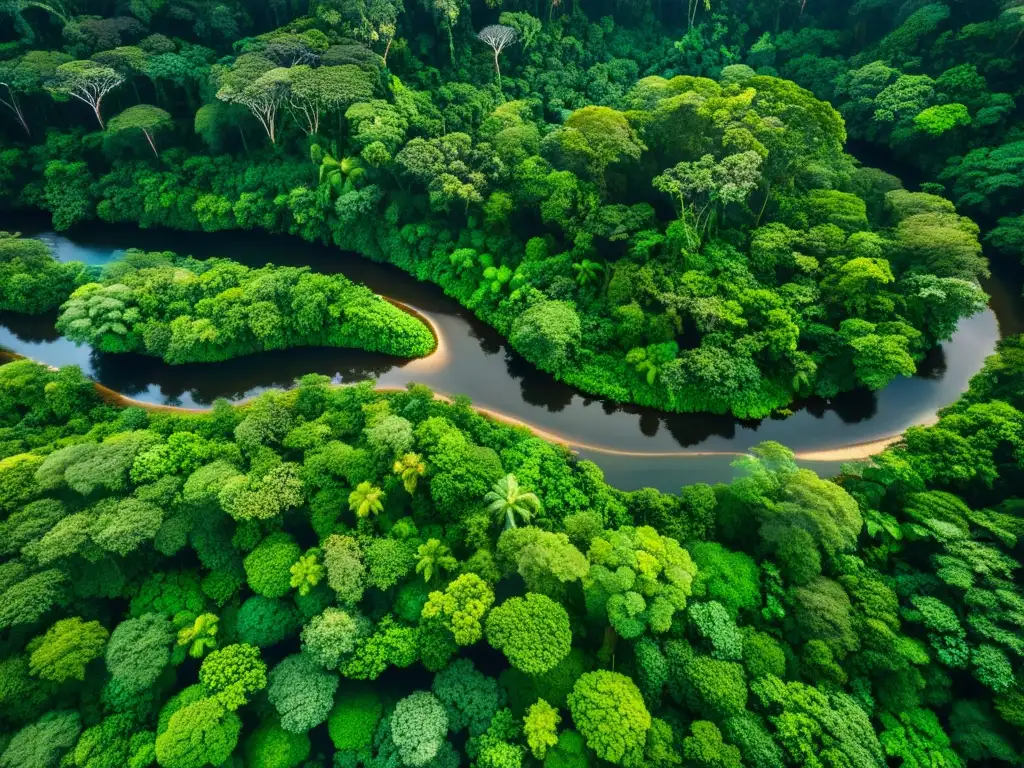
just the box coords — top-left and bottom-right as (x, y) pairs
(431, 658), (502, 737)
(688, 542), (761, 619)
(422, 573), (495, 645)
(682, 721), (742, 768)
(317, 151), (366, 199)
(688, 601), (742, 661)
(199, 644), (267, 711)
(243, 721), (310, 768)
(476, 25), (517, 89)
(879, 709), (960, 768)
(394, 132), (499, 212)
(394, 452), (426, 493)
(71, 714), (155, 768)
(340, 614), (419, 680)
(215, 55), (287, 144)
(749, 677), (884, 767)
(45, 60), (124, 129)
(914, 103), (970, 136)
(289, 548), (325, 596)
(572, 259), (604, 288)
(349, 480), (385, 518)
(416, 538), (457, 583)
(653, 152), (763, 247)
(27, 617), (108, 683)
(301, 606), (365, 668)
(567, 671), (651, 766)
(154, 696), (241, 768)
(245, 532), (301, 598)
(544, 106), (645, 184)
(391, 691), (449, 767)
(235, 596), (302, 648)
(486, 593), (572, 674)
(485, 474), (541, 530)
(106, 613), (174, 693)
(176, 613), (219, 659)
(323, 534), (366, 604)
(340, 0), (402, 63)
(328, 686), (383, 753)
(288, 64), (375, 134)
(0, 710), (81, 768)
(0, 66), (30, 135)
(497, 527), (588, 598)
(669, 648), (748, 720)
(106, 104), (172, 157)
(524, 699), (560, 760)
(543, 730), (589, 768)
(509, 301), (581, 374)
(267, 653), (339, 733)
(430, 0), (462, 65)
(583, 525), (697, 640)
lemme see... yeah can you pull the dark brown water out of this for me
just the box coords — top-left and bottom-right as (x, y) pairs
(0, 216), (1019, 490)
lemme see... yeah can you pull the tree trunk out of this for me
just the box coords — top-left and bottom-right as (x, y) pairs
(599, 626), (618, 668)
(238, 124), (250, 154)
(0, 89), (30, 136)
(93, 101), (105, 130)
(383, 36), (393, 66)
(494, 51), (502, 92)
(143, 128), (158, 157)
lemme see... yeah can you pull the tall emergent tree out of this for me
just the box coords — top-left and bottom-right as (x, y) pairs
(106, 104), (173, 156)
(476, 25), (517, 90)
(215, 55), (288, 144)
(45, 60), (125, 129)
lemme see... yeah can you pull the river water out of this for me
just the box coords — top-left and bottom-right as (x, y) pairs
(0, 216), (1020, 490)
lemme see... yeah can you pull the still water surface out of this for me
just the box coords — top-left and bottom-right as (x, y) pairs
(0, 217), (1018, 489)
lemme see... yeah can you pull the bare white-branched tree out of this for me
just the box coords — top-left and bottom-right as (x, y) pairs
(476, 25), (518, 90)
(0, 80), (30, 135)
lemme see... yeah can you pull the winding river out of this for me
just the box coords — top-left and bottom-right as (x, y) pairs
(1, 214), (1020, 490)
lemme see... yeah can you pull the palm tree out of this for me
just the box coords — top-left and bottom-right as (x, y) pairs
(349, 481), (384, 518)
(393, 452), (426, 493)
(176, 613), (219, 659)
(319, 153), (365, 198)
(572, 258), (604, 288)
(484, 474), (541, 530)
(626, 347), (661, 385)
(289, 548), (325, 596)
(415, 538), (457, 583)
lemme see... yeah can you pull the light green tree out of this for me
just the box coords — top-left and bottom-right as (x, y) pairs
(28, 617), (108, 683)
(485, 474), (541, 530)
(416, 539), (457, 583)
(349, 481), (385, 518)
(524, 699), (560, 759)
(106, 104), (172, 156)
(394, 452), (426, 493)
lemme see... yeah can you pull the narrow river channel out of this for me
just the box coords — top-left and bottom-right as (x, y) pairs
(1, 215), (1020, 490)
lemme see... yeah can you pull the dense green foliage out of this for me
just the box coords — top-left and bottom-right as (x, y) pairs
(0, 232), (435, 362)
(0, 231), (89, 314)
(1, 2), (1022, 767)
(0, 331), (1022, 765)
(0, 0), (999, 416)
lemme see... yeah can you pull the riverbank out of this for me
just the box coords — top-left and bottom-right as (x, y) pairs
(2, 220), (1016, 489)
(0, 338), (934, 486)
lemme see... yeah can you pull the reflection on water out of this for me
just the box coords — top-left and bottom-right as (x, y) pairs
(0, 214), (1017, 490)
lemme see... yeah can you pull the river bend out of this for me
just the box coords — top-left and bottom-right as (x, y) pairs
(0, 217), (1019, 490)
